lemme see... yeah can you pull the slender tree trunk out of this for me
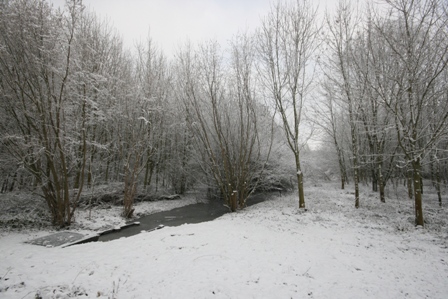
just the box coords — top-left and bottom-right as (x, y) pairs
(407, 167), (413, 199)
(73, 160), (81, 189)
(354, 165), (360, 208)
(155, 161), (159, 193)
(436, 170), (442, 207)
(432, 159), (442, 207)
(336, 146), (347, 190)
(295, 153), (305, 209)
(378, 163), (385, 203)
(429, 152), (441, 206)
(375, 154), (386, 203)
(372, 168), (378, 192)
(348, 103), (360, 208)
(143, 157), (153, 189)
(412, 158), (424, 226)
(87, 160), (92, 188)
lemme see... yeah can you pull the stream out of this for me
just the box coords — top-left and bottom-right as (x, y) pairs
(98, 194), (266, 242)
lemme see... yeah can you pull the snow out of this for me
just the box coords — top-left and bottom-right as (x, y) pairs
(1, 182), (447, 298)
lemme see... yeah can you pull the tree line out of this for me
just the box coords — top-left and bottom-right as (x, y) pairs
(316, 0), (448, 226)
(0, 0), (447, 227)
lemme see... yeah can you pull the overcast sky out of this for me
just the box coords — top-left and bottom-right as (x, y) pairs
(49, 0), (341, 57)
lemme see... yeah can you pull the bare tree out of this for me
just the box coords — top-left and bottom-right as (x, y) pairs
(257, 0), (321, 209)
(175, 36), (274, 211)
(323, 0), (364, 208)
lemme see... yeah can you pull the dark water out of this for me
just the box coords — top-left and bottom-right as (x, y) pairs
(98, 194), (266, 242)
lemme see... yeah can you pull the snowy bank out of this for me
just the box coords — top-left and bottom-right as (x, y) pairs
(0, 182), (447, 298)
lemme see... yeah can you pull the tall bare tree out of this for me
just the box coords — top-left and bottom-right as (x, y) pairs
(323, 0), (365, 208)
(257, 0), (321, 209)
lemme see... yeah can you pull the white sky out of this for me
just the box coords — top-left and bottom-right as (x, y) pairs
(49, 0), (340, 58)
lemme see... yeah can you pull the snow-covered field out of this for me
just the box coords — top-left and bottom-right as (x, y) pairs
(1, 182), (447, 298)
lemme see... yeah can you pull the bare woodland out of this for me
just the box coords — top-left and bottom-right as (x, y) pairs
(0, 0), (447, 228)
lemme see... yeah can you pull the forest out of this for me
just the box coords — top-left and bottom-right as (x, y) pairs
(0, 0), (447, 229)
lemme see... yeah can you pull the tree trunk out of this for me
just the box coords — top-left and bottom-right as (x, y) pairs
(433, 160), (442, 207)
(123, 178), (136, 218)
(354, 166), (360, 209)
(349, 113), (360, 208)
(295, 154), (305, 209)
(143, 158), (154, 189)
(87, 161), (92, 188)
(379, 180), (385, 203)
(412, 158), (424, 226)
(407, 168), (413, 199)
(377, 161), (385, 203)
(155, 161), (159, 193)
(372, 168), (378, 192)
(123, 162), (138, 219)
(230, 191), (237, 212)
(436, 172), (442, 207)
(335, 140), (347, 190)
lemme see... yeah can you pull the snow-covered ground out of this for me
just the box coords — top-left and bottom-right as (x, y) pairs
(0, 182), (447, 298)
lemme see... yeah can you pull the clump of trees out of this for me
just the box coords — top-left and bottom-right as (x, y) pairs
(0, 0), (88, 226)
(0, 0), (293, 226)
(174, 37), (277, 211)
(1, 0), (447, 228)
(317, 0), (448, 226)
